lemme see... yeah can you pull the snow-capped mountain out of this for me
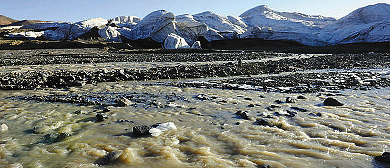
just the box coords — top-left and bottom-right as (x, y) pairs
(239, 5), (337, 46)
(193, 11), (246, 34)
(240, 5), (335, 31)
(239, 3), (390, 46)
(319, 3), (390, 45)
(10, 3), (390, 48)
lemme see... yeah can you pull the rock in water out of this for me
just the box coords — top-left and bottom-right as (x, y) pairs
(115, 97), (133, 107)
(235, 111), (250, 120)
(96, 114), (105, 122)
(54, 133), (71, 143)
(163, 33), (190, 49)
(0, 123), (8, 132)
(254, 118), (275, 127)
(96, 152), (121, 165)
(323, 98), (344, 106)
(375, 152), (390, 163)
(258, 163), (271, 168)
(286, 97), (296, 103)
(133, 125), (151, 136)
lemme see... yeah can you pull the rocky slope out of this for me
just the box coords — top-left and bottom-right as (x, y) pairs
(0, 15), (17, 26)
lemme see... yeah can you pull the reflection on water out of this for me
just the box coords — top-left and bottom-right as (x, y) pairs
(0, 79), (390, 168)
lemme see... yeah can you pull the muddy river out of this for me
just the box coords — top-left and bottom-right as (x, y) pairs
(0, 79), (389, 168)
(0, 50), (390, 168)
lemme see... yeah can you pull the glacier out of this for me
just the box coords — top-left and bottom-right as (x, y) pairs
(163, 33), (190, 49)
(10, 3), (390, 47)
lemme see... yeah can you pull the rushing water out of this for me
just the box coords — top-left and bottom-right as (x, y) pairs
(0, 75), (390, 168)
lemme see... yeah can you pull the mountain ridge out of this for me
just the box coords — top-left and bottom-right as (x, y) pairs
(1, 3), (390, 48)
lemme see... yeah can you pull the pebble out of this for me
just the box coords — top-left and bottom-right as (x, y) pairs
(323, 98), (344, 106)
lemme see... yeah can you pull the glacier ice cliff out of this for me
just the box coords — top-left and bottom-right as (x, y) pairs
(13, 3), (390, 47)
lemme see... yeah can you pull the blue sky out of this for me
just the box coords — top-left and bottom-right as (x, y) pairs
(1, 0), (388, 22)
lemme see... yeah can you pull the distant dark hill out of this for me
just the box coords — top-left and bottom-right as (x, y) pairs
(7, 20), (48, 26)
(0, 15), (48, 27)
(0, 15), (17, 25)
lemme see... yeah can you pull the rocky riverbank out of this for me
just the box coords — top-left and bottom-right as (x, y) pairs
(1, 49), (389, 90)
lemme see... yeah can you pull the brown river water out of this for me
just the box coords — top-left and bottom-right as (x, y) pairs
(1, 64), (390, 168)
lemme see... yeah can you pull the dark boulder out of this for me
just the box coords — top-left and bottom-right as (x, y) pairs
(96, 114), (105, 122)
(324, 98), (343, 106)
(375, 152), (390, 163)
(235, 111), (250, 120)
(133, 125), (151, 136)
